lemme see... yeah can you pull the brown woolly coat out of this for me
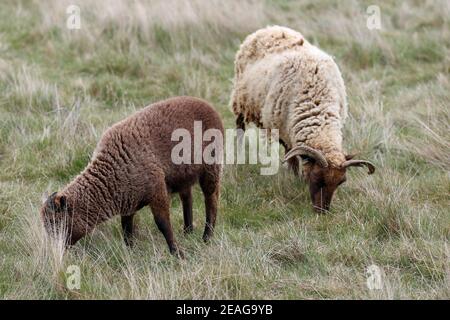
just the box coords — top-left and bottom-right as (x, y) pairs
(41, 96), (223, 255)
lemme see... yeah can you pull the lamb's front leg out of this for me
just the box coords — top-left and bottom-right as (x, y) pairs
(121, 214), (135, 247)
(148, 182), (184, 258)
(150, 202), (184, 258)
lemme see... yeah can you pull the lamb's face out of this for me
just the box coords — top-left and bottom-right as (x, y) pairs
(40, 192), (83, 246)
(302, 162), (347, 212)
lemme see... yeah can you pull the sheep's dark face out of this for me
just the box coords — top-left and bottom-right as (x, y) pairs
(301, 161), (347, 213)
(40, 192), (83, 246)
(284, 146), (375, 213)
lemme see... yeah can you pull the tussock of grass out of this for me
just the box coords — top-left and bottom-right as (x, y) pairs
(403, 108), (450, 171)
(0, 0), (449, 299)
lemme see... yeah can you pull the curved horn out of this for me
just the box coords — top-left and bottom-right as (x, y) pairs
(283, 145), (328, 168)
(342, 160), (375, 174)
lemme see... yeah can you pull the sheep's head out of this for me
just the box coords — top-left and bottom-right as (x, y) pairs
(284, 146), (375, 213)
(40, 192), (83, 246)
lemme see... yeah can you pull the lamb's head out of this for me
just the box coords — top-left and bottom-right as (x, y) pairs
(284, 146), (375, 213)
(40, 192), (84, 246)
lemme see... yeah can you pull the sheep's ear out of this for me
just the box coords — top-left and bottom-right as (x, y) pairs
(41, 191), (49, 205)
(300, 155), (313, 165)
(54, 195), (67, 210)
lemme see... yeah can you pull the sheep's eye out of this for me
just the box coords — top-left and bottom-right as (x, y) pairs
(314, 179), (325, 188)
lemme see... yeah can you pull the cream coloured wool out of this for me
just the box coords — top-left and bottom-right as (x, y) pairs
(231, 25), (347, 166)
(231, 26), (375, 212)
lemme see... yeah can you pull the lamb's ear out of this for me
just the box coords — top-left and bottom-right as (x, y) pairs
(54, 195), (67, 210)
(41, 191), (49, 205)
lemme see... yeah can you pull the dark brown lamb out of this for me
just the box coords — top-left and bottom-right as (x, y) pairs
(41, 96), (224, 257)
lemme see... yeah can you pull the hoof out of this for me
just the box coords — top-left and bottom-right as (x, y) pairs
(183, 225), (194, 234)
(170, 246), (185, 259)
(202, 233), (213, 243)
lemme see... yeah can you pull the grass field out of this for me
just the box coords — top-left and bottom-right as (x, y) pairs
(0, 0), (449, 299)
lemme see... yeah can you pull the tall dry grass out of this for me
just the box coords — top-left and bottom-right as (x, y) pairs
(34, 0), (268, 47)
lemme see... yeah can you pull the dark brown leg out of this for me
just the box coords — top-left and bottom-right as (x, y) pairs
(199, 169), (220, 242)
(203, 191), (218, 242)
(121, 214), (135, 247)
(149, 180), (183, 258)
(151, 205), (183, 258)
(179, 187), (193, 234)
(236, 113), (246, 148)
(236, 113), (245, 131)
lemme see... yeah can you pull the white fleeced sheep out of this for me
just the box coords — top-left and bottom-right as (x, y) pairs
(231, 26), (375, 212)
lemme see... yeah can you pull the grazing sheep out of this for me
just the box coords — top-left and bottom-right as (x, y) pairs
(41, 96), (223, 257)
(231, 26), (375, 212)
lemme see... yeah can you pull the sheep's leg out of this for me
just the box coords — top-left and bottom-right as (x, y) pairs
(150, 201), (183, 258)
(149, 179), (184, 258)
(200, 170), (220, 242)
(236, 113), (245, 148)
(179, 187), (193, 234)
(280, 139), (300, 176)
(121, 214), (135, 247)
(236, 113), (245, 131)
(202, 190), (219, 242)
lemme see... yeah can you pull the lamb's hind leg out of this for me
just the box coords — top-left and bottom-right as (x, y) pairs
(179, 187), (193, 234)
(200, 169), (220, 242)
(121, 214), (135, 247)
